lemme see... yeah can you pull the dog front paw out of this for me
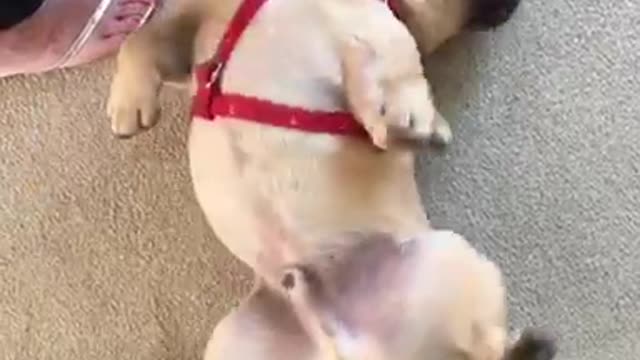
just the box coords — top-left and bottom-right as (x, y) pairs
(365, 108), (452, 150)
(107, 71), (161, 139)
(468, 0), (521, 29)
(365, 78), (453, 150)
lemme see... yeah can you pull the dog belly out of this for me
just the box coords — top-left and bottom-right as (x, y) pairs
(188, 119), (430, 268)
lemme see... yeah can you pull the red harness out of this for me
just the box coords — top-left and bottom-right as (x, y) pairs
(192, 0), (401, 138)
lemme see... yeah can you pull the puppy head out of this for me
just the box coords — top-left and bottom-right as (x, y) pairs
(205, 230), (512, 360)
(396, 0), (521, 54)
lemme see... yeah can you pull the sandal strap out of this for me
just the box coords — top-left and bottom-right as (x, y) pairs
(52, 0), (155, 69)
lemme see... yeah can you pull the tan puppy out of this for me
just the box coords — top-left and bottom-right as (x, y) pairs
(107, 0), (553, 359)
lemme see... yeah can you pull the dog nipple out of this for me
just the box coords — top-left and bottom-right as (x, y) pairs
(282, 272), (296, 289)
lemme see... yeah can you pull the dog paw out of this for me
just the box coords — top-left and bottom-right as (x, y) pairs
(107, 72), (161, 139)
(367, 109), (453, 150)
(429, 111), (453, 147)
(468, 0), (521, 29)
(368, 102), (452, 150)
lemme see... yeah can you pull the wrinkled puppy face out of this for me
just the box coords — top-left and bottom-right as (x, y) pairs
(205, 231), (523, 360)
(396, 0), (521, 54)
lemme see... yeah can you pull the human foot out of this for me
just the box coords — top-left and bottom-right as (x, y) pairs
(0, 0), (157, 77)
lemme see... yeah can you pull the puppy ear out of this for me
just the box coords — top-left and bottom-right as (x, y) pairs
(504, 328), (557, 360)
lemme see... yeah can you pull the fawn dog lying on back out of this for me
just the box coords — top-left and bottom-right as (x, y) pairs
(108, 0), (556, 359)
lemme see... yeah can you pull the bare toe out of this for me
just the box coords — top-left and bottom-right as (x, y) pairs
(116, 0), (154, 17)
(102, 15), (144, 37)
(0, 0), (158, 76)
(61, 0), (156, 68)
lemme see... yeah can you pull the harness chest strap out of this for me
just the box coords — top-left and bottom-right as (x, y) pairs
(192, 0), (402, 138)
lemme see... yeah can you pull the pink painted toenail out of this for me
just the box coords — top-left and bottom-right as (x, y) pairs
(120, 0), (153, 6)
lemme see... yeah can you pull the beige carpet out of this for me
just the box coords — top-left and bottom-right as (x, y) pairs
(0, 63), (252, 360)
(1, 0), (639, 359)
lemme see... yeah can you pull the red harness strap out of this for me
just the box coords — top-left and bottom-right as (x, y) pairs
(192, 0), (401, 138)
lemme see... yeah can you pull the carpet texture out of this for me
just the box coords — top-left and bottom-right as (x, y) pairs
(1, 0), (638, 359)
